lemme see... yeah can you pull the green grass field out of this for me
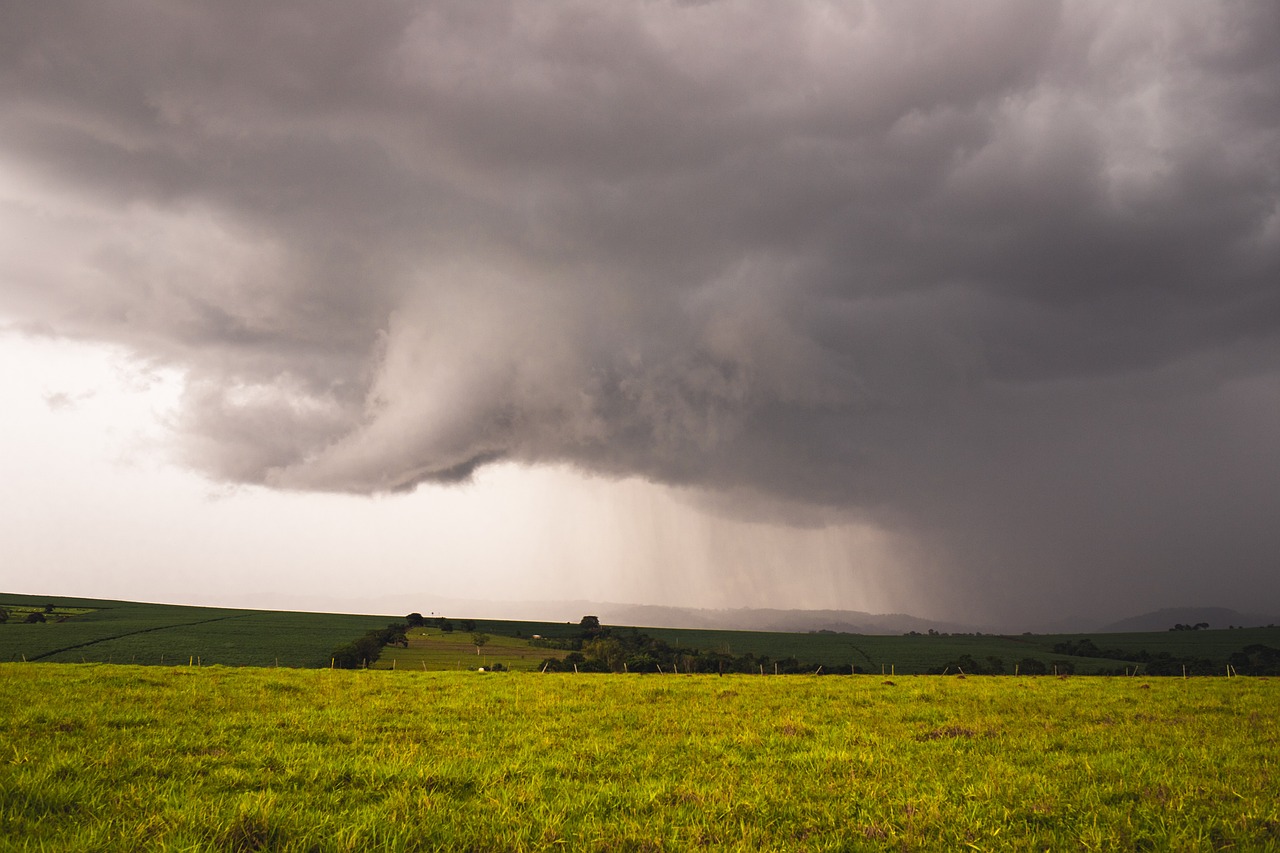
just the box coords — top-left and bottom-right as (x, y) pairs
(372, 629), (567, 672)
(2, 663), (1278, 851)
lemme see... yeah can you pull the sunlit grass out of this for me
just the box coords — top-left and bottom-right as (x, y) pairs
(3, 664), (1278, 851)
(370, 629), (565, 672)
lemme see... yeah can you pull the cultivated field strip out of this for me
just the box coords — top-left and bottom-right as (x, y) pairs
(26, 613), (253, 662)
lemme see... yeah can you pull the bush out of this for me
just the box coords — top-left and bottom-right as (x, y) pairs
(1016, 657), (1048, 675)
(1228, 644), (1280, 676)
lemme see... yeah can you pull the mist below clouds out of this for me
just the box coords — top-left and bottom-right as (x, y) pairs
(2, 1), (1279, 624)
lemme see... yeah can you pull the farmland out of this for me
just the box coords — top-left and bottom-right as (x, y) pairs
(5, 593), (1278, 675)
(0, 595), (586, 670)
(0, 594), (393, 668)
(2, 663), (1278, 851)
(631, 624), (1280, 676)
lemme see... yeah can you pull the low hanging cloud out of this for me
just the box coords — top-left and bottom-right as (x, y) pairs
(3, 1), (1279, 617)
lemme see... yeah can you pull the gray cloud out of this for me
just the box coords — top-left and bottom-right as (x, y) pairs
(3, 0), (1279, 622)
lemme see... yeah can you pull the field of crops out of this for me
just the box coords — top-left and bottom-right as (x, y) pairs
(634, 625), (1280, 676)
(636, 627), (1123, 674)
(2, 663), (1277, 851)
(0, 594), (393, 667)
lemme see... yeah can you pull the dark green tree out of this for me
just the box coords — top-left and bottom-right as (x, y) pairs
(579, 615), (602, 639)
(583, 637), (626, 671)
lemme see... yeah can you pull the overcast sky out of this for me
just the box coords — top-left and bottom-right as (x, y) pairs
(2, 1), (1278, 628)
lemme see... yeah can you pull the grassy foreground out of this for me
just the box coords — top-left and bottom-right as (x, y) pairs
(3, 665), (1279, 851)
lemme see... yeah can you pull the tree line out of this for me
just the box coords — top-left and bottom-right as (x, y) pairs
(328, 622), (408, 669)
(1048, 637), (1280, 676)
(534, 617), (855, 674)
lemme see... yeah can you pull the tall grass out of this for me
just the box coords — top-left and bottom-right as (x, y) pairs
(2, 663), (1278, 851)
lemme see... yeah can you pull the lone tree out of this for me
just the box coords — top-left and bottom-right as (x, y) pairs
(471, 633), (490, 655)
(405, 612), (425, 628)
(579, 615), (603, 639)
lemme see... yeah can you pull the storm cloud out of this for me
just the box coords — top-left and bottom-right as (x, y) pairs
(3, 1), (1279, 621)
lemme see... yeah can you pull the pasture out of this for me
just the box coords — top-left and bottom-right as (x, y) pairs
(372, 629), (566, 672)
(2, 663), (1278, 851)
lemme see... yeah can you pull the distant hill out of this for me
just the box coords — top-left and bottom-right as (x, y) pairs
(591, 603), (976, 636)
(165, 594), (977, 635)
(230, 593), (981, 635)
(1099, 606), (1278, 633)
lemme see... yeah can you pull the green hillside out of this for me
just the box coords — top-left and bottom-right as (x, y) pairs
(0, 594), (391, 667)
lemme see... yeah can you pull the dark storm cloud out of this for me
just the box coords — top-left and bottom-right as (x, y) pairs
(3, 1), (1279, 619)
